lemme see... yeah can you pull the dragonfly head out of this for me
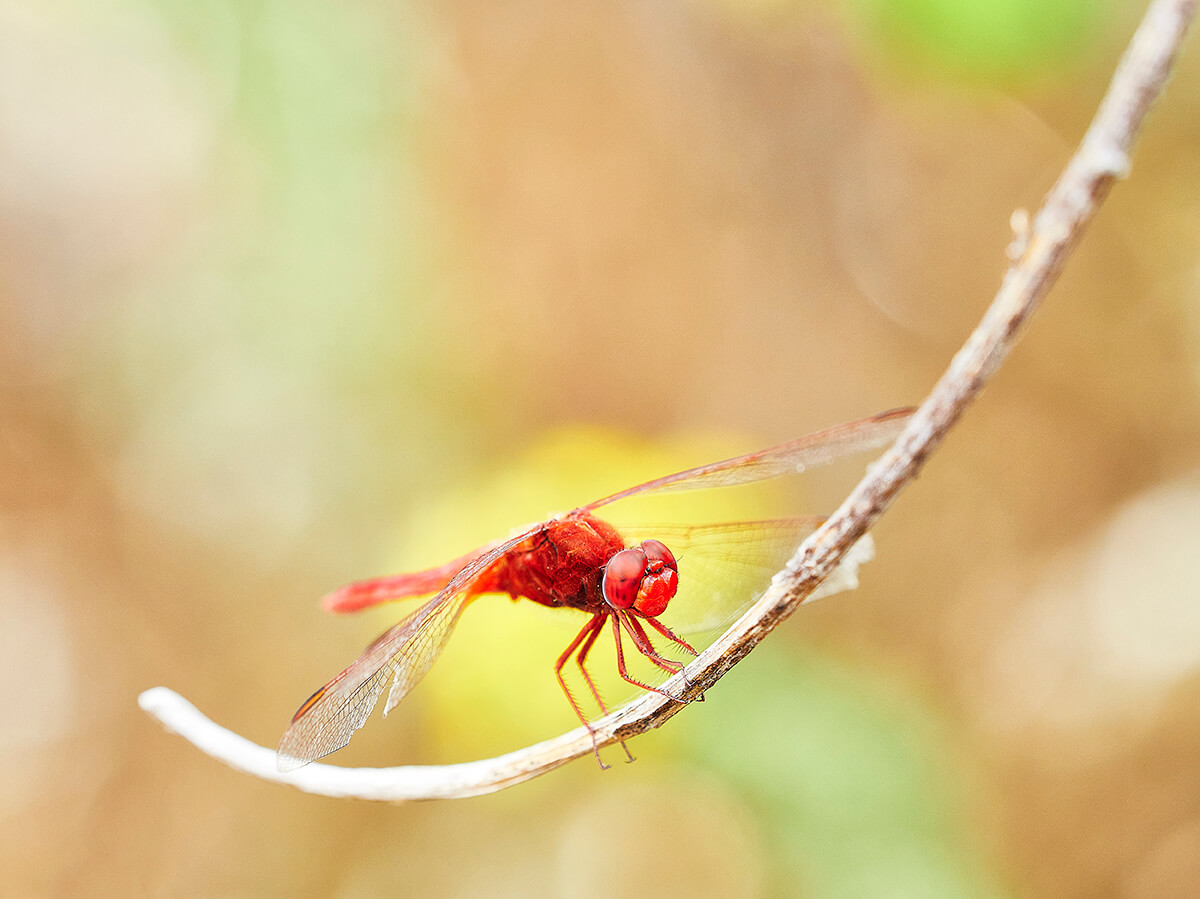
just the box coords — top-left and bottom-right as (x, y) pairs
(602, 539), (679, 618)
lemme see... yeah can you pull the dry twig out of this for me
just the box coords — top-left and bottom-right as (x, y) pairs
(139, 0), (1197, 800)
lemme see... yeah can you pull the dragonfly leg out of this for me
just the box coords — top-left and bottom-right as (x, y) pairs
(621, 614), (686, 674)
(640, 615), (704, 701)
(556, 612), (621, 768)
(620, 613), (702, 701)
(642, 615), (698, 656)
(610, 614), (689, 703)
(574, 614), (609, 714)
(575, 614), (635, 765)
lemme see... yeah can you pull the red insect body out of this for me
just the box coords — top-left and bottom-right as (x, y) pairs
(481, 514), (627, 613)
(321, 544), (497, 613)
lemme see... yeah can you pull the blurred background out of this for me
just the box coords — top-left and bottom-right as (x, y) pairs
(3, 0), (1199, 895)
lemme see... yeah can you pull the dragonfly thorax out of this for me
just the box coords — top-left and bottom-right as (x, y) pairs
(486, 513), (627, 612)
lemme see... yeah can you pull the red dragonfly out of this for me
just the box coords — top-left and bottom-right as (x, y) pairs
(278, 408), (912, 769)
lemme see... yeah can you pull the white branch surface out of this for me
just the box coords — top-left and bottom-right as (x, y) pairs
(139, 0), (1197, 801)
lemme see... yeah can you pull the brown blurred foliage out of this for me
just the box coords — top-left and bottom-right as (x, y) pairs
(2, 0), (1199, 896)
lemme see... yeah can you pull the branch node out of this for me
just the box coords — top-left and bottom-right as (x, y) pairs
(1007, 208), (1032, 261)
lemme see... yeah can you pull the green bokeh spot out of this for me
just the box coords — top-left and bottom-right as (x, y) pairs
(853, 0), (1111, 83)
(679, 644), (1009, 898)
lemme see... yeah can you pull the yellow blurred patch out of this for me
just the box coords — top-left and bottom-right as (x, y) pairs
(370, 425), (808, 760)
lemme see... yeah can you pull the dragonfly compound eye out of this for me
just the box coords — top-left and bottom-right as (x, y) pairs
(631, 540), (678, 618)
(603, 548), (649, 609)
(639, 539), (676, 569)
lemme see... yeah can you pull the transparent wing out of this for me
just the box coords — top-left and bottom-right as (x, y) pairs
(621, 517), (825, 634)
(583, 407), (912, 512)
(277, 529), (535, 769)
(277, 591), (468, 769)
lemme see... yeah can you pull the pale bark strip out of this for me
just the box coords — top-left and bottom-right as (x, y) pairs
(139, 0), (1197, 800)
